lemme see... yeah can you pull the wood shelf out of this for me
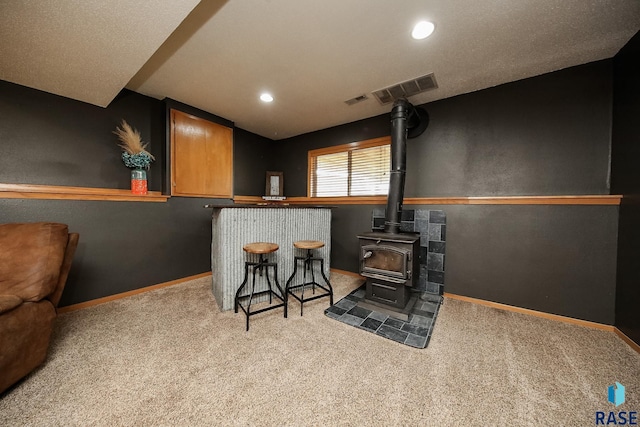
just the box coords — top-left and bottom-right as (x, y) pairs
(234, 194), (622, 206)
(4, 186), (618, 205)
(0, 183), (169, 202)
(405, 195), (622, 205)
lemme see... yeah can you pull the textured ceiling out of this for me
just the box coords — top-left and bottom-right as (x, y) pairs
(0, 0), (201, 107)
(2, 0), (639, 140)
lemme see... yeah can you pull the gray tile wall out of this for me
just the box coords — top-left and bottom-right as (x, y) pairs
(371, 209), (446, 295)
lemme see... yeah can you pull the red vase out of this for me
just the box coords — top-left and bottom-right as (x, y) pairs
(131, 169), (148, 195)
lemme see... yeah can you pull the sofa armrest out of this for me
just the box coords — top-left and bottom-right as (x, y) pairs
(0, 223), (69, 301)
(0, 295), (23, 314)
(49, 232), (79, 308)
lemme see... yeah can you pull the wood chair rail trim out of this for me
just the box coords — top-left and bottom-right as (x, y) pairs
(233, 194), (622, 206)
(0, 183), (169, 202)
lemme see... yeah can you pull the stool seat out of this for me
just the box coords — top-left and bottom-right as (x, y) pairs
(243, 242), (279, 254)
(293, 240), (324, 250)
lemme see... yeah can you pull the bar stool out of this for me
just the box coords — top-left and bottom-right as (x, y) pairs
(284, 240), (334, 316)
(234, 242), (286, 331)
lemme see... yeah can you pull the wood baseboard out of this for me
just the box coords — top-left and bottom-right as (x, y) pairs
(445, 293), (640, 354)
(57, 272), (212, 313)
(444, 292), (615, 332)
(614, 328), (640, 354)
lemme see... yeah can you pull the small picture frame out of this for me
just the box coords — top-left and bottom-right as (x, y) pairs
(265, 171), (284, 196)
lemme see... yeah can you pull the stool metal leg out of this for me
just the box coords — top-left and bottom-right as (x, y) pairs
(235, 261), (252, 313)
(301, 256), (307, 316)
(284, 257), (300, 318)
(285, 248), (334, 316)
(236, 253), (286, 331)
(318, 257), (334, 305)
(308, 250), (317, 295)
(261, 256), (274, 305)
(271, 262), (285, 302)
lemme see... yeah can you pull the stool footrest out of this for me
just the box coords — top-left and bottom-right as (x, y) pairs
(287, 290), (332, 305)
(287, 282), (332, 299)
(236, 289), (285, 303)
(286, 282), (333, 315)
(237, 291), (285, 314)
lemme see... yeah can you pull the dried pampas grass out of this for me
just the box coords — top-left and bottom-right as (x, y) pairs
(113, 120), (155, 159)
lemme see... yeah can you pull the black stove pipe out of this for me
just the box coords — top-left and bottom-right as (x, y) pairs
(384, 99), (429, 235)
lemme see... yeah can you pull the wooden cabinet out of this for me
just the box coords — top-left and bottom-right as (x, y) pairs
(170, 109), (233, 197)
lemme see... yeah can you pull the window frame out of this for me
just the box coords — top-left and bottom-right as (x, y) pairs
(307, 136), (391, 198)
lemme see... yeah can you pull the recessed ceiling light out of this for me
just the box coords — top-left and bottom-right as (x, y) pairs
(260, 93), (274, 103)
(412, 21), (435, 40)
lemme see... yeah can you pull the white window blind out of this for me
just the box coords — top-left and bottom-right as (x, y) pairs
(309, 137), (390, 197)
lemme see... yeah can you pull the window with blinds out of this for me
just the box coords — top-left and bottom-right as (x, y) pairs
(308, 136), (391, 197)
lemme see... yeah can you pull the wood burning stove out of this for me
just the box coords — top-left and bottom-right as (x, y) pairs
(358, 231), (419, 309)
(357, 98), (429, 318)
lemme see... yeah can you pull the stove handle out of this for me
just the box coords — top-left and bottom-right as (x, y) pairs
(363, 250), (373, 259)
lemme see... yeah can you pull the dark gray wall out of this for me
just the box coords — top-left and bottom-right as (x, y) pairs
(0, 83), (164, 190)
(0, 80), (271, 306)
(233, 127), (275, 196)
(277, 60), (613, 198)
(331, 204), (618, 325)
(0, 197), (212, 307)
(404, 60), (612, 197)
(612, 30), (640, 344)
(277, 60), (618, 324)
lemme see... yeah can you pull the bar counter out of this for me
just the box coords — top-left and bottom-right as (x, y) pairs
(206, 204), (332, 311)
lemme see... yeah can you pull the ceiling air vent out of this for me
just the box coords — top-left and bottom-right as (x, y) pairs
(344, 94), (369, 106)
(372, 73), (438, 105)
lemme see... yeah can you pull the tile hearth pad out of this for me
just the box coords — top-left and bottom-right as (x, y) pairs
(324, 285), (442, 348)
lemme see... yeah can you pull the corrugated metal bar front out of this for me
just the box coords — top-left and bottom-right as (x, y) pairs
(211, 207), (331, 311)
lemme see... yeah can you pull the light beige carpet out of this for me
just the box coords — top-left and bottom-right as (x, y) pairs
(1, 273), (638, 426)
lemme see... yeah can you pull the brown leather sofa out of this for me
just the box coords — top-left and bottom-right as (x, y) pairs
(0, 222), (79, 394)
